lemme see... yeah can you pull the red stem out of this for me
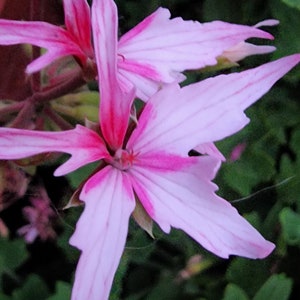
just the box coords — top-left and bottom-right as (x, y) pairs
(44, 106), (73, 130)
(10, 69), (86, 128)
(0, 102), (25, 117)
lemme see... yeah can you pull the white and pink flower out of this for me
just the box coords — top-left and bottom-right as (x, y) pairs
(0, 0), (277, 100)
(0, 0), (299, 299)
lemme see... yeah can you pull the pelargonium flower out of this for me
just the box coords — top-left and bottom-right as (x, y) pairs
(0, 0), (275, 96)
(18, 187), (57, 243)
(116, 8), (277, 101)
(0, 0), (299, 296)
(0, 0), (93, 73)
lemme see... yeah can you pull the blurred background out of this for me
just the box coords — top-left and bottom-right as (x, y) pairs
(0, 0), (300, 299)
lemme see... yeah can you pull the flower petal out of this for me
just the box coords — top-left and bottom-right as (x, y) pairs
(26, 48), (81, 74)
(130, 155), (274, 259)
(254, 19), (279, 27)
(63, 0), (93, 58)
(92, 0), (135, 150)
(118, 8), (275, 100)
(118, 67), (160, 102)
(0, 125), (108, 175)
(0, 19), (86, 73)
(70, 166), (135, 300)
(127, 54), (300, 155)
(194, 142), (225, 161)
(222, 42), (276, 63)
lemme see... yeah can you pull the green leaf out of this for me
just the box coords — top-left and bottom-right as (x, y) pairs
(124, 229), (155, 265)
(291, 126), (300, 158)
(0, 238), (28, 275)
(226, 258), (270, 297)
(0, 293), (11, 300)
(66, 161), (99, 189)
(56, 209), (81, 263)
(279, 207), (300, 246)
(222, 283), (249, 300)
(271, 0), (300, 82)
(110, 253), (129, 300)
(277, 171), (300, 208)
(253, 274), (292, 300)
(222, 162), (257, 196)
(203, 0), (269, 24)
(282, 0), (300, 10)
(145, 275), (181, 300)
(46, 282), (72, 300)
(222, 148), (275, 196)
(12, 275), (49, 300)
(203, 0), (242, 22)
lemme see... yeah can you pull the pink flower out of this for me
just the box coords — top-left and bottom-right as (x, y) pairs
(0, 1), (299, 298)
(0, 23), (299, 300)
(0, 0), (275, 98)
(0, 0), (93, 73)
(18, 187), (57, 243)
(116, 10), (276, 101)
(230, 142), (247, 162)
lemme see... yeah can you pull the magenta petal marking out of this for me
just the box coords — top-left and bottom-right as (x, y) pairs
(92, 0), (135, 150)
(130, 152), (199, 218)
(131, 155), (274, 259)
(70, 167), (135, 300)
(63, 0), (93, 58)
(0, 19), (86, 73)
(118, 7), (276, 100)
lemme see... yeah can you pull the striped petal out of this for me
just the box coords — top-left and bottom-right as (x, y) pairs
(118, 8), (275, 101)
(130, 155), (274, 259)
(63, 0), (93, 58)
(70, 166), (135, 300)
(92, 0), (134, 150)
(0, 19), (87, 73)
(127, 54), (300, 155)
(0, 125), (108, 176)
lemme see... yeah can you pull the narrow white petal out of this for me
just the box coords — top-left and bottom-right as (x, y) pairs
(70, 167), (135, 300)
(130, 155), (274, 259)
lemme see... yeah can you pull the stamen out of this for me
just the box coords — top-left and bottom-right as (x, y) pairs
(112, 148), (136, 171)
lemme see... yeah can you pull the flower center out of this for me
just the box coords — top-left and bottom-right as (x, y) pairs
(111, 148), (136, 171)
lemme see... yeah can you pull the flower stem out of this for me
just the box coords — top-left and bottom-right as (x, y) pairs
(10, 69), (86, 128)
(44, 106), (73, 130)
(37, 69), (86, 102)
(0, 101), (25, 117)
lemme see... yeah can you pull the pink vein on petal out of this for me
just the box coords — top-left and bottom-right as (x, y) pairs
(0, 125), (108, 176)
(70, 166), (135, 300)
